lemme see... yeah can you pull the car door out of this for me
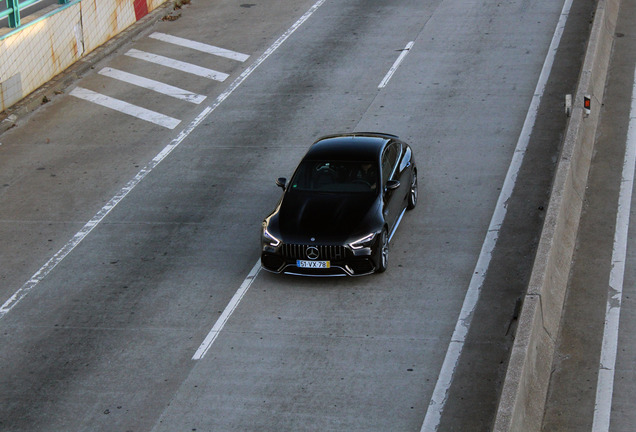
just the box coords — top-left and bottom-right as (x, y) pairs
(381, 141), (408, 233)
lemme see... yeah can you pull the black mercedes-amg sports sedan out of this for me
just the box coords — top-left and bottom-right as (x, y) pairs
(261, 132), (417, 276)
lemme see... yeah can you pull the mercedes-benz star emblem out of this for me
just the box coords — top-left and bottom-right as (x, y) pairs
(306, 246), (320, 260)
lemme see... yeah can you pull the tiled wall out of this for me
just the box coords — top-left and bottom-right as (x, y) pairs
(0, 0), (168, 112)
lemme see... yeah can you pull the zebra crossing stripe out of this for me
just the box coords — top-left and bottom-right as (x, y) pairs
(69, 87), (181, 129)
(149, 32), (249, 62)
(125, 49), (229, 81)
(98, 67), (207, 104)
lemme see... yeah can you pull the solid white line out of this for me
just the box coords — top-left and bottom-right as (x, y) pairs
(419, 1), (573, 430)
(591, 59), (636, 432)
(192, 261), (262, 360)
(0, 0), (328, 325)
(149, 32), (250, 62)
(69, 87), (181, 129)
(378, 41), (414, 89)
(98, 67), (206, 104)
(125, 48), (229, 82)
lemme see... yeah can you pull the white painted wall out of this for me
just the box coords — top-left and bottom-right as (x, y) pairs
(0, 0), (169, 111)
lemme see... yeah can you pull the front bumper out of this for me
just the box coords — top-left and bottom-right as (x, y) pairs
(261, 243), (379, 276)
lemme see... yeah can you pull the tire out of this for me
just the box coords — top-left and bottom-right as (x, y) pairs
(407, 172), (418, 210)
(376, 229), (389, 273)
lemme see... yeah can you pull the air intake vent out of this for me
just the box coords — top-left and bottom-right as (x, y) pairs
(281, 244), (346, 260)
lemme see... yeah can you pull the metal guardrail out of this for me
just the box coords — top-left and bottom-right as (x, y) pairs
(1, 0), (69, 28)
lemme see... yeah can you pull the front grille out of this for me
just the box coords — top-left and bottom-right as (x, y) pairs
(281, 243), (347, 261)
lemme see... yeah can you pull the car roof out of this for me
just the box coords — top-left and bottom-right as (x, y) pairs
(303, 133), (399, 162)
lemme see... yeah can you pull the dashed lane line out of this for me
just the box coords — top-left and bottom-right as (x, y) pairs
(192, 260), (261, 361)
(378, 41), (414, 89)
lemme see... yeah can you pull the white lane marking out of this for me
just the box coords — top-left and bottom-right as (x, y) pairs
(192, 261), (262, 360)
(0, 0), (328, 321)
(378, 41), (414, 89)
(149, 32), (250, 62)
(125, 48), (229, 82)
(592, 57), (636, 432)
(98, 67), (206, 104)
(69, 87), (181, 129)
(419, 0), (573, 430)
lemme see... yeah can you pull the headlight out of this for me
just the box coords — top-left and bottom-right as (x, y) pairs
(262, 222), (281, 247)
(348, 233), (376, 250)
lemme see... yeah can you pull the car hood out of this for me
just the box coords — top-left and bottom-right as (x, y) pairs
(276, 192), (380, 243)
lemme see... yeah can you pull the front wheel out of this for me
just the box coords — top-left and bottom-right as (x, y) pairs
(376, 229), (389, 273)
(407, 173), (418, 210)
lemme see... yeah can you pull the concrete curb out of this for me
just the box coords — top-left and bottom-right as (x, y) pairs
(0, 1), (177, 135)
(493, 0), (622, 430)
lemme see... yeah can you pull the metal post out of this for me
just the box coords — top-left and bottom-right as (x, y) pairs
(6, 0), (20, 28)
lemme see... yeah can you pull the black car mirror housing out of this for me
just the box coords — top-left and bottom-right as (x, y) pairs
(386, 180), (400, 191)
(276, 177), (287, 190)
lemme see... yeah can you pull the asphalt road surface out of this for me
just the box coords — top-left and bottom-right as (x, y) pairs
(0, 0), (595, 430)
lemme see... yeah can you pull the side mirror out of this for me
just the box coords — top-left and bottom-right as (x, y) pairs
(386, 180), (400, 191)
(276, 177), (287, 190)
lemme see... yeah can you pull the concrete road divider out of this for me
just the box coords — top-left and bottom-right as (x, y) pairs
(493, 0), (622, 430)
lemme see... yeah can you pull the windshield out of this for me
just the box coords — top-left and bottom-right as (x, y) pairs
(289, 160), (378, 193)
